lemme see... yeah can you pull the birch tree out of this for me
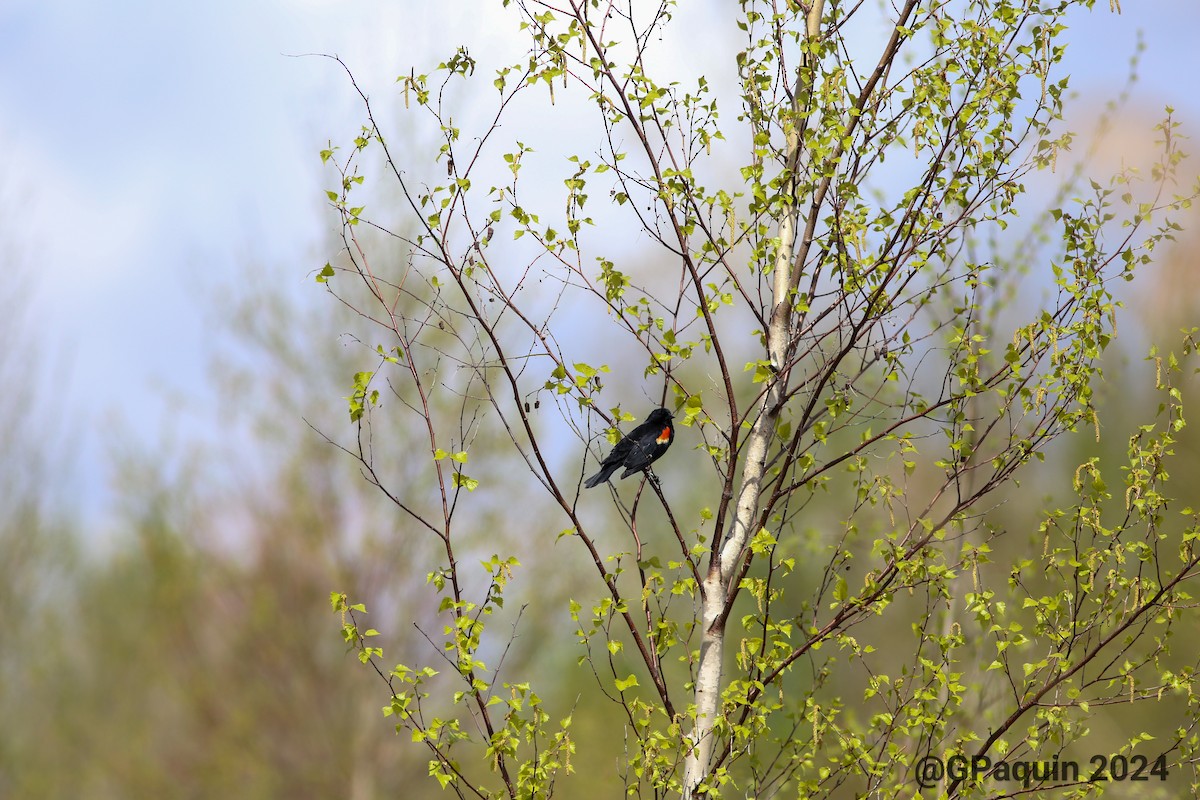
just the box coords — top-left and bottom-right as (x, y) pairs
(325, 0), (1200, 796)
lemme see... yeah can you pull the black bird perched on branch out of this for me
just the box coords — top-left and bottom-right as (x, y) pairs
(584, 407), (675, 488)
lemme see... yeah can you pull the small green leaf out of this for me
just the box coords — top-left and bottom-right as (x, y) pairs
(614, 674), (639, 692)
(452, 472), (479, 492)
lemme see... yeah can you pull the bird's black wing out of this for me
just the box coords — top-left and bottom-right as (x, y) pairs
(600, 432), (637, 467)
(618, 438), (655, 472)
(584, 423), (640, 488)
(619, 421), (672, 473)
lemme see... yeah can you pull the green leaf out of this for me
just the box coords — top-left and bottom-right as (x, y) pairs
(452, 472), (479, 492)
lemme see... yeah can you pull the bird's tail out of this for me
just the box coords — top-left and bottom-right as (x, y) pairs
(584, 463), (620, 488)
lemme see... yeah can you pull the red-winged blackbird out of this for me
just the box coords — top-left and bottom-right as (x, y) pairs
(584, 407), (675, 488)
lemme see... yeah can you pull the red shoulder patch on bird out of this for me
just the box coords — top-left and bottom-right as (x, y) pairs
(657, 427), (671, 444)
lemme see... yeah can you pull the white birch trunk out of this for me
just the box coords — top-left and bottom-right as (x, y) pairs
(682, 3), (825, 795)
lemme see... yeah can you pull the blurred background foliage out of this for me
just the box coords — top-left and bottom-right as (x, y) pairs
(1, 108), (1198, 800)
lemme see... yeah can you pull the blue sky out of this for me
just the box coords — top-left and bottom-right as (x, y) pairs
(0, 1), (1195, 527)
